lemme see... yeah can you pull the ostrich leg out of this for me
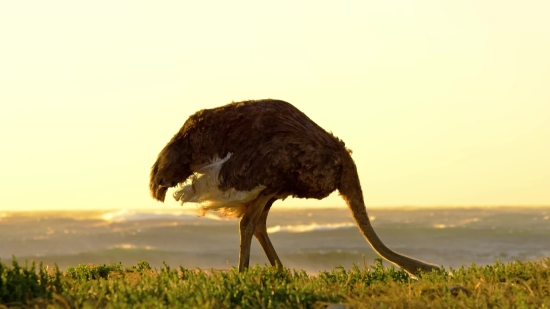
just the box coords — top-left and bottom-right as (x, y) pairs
(253, 198), (283, 268)
(238, 193), (276, 272)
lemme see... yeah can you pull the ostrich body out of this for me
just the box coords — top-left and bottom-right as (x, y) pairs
(150, 99), (440, 277)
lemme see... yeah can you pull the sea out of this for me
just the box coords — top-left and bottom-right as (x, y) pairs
(1, 207), (548, 274)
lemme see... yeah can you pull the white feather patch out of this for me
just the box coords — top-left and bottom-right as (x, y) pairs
(172, 153), (266, 217)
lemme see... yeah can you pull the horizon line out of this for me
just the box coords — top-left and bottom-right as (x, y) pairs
(2, 204), (550, 213)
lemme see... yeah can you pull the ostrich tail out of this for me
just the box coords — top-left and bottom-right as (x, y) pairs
(337, 153), (440, 278)
(150, 159), (168, 202)
(149, 137), (194, 202)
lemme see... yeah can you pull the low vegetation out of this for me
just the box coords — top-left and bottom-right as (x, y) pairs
(1, 257), (549, 308)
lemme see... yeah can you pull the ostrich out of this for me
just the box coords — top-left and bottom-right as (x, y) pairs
(149, 99), (440, 277)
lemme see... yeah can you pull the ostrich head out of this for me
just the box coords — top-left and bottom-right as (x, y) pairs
(149, 142), (191, 202)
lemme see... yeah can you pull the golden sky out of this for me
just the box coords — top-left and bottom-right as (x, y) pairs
(1, 0), (549, 211)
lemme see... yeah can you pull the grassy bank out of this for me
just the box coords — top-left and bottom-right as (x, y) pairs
(1, 257), (549, 308)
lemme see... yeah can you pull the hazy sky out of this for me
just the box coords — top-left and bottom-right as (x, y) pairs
(1, 1), (549, 211)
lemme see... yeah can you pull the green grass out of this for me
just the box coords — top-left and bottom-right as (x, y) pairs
(1, 257), (549, 308)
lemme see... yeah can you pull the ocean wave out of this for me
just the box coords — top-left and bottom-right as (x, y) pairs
(267, 222), (355, 234)
(110, 243), (156, 250)
(101, 209), (225, 222)
(433, 217), (481, 228)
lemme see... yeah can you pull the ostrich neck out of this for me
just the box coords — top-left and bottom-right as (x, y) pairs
(338, 153), (437, 277)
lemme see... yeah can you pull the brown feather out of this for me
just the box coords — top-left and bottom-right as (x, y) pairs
(149, 99), (348, 203)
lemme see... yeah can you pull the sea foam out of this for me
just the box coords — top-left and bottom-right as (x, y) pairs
(101, 209), (225, 222)
(267, 222), (356, 234)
